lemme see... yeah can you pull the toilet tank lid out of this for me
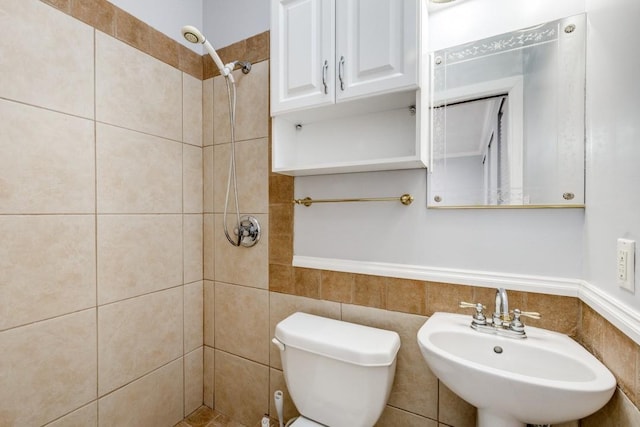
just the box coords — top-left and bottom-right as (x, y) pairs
(275, 312), (401, 367)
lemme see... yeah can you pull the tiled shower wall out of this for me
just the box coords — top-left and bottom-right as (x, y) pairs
(0, 1), (203, 425)
(201, 57), (271, 423)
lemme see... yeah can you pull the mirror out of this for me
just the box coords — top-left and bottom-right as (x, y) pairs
(428, 14), (586, 208)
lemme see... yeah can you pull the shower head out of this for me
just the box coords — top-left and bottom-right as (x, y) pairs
(181, 25), (205, 44)
(181, 25), (230, 77)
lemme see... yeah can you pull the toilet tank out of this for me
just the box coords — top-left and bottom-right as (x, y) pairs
(274, 312), (401, 427)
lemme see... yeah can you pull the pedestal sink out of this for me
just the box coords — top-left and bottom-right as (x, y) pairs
(417, 312), (616, 427)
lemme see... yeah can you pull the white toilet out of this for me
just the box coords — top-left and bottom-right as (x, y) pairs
(272, 312), (401, 427)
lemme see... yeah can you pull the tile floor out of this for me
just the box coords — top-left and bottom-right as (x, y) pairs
(176, 406), (279, 427)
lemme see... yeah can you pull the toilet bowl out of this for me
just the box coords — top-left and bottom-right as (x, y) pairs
(273, 312), (401, 427)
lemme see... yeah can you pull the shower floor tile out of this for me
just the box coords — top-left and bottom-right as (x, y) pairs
(176, 406), (278, 427)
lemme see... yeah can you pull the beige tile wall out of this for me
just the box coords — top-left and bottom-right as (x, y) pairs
(95, 123), (183, 214)
(97, 288), (183, 395)
(97, 360), (184, 427)
(0, 2), (204, 426)
(203, 32), (270, 81)
(0, 214), (96, 331)
(40, 0), (203, 79)
(0, 99), (95, 213)
(0, 1), (94, 118)
(45, 403), (98, 427)
(0, 310), (97, 426)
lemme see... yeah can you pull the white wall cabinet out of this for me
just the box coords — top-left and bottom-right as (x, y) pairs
(270, 0), (335, 112)
(270, 0), (427, 175)
(271, 0), (419, 114)
(334, 0), (418, 102)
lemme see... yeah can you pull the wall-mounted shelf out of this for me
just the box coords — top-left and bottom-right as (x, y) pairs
(272, 90), (428, 176)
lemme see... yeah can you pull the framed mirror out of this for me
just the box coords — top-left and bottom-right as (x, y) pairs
(428, 14), (586, 208)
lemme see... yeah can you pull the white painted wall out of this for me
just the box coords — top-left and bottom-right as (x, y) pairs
(295, 169), (585, 278)
(203, 0), (270, 49)
(584, 0), (640, 313)
(108, 0), (204, 53)
(107, 0), (270, 54)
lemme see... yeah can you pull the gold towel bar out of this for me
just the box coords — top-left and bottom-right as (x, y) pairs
(293, 194), (414, 207)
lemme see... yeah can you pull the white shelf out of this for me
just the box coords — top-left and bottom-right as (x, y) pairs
(274, 156), (427, 176)
(272, 91), (427, 176)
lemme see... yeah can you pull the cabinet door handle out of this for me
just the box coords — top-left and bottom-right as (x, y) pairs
(338, 56), (345, 91)
(322, 60), (329, 94)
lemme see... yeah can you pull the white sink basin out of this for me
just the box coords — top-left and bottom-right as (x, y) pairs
(417, 312), (616, 427)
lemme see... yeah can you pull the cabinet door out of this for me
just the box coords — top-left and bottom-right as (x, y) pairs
(271, 0), (335, 114)
(335, 0), (418, 101)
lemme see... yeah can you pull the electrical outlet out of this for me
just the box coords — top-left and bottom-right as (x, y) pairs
(617, 239), (635, 292)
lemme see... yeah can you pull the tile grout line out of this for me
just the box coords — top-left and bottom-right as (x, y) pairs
(182, 70), (187, 419)
(98, 355), (185, 401)
(0, 94), (201, 149)
(95, 283), (187, 310)
(93, 23), (101, 424)
(42, 401), (98, 427)
(0, 95), (93, 122)
(0, 307), (98, 336)
(200, 74), (208, 412)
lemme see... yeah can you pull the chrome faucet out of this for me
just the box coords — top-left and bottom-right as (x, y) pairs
(493, 288), (509, 326)
(459, 288), (541, 339)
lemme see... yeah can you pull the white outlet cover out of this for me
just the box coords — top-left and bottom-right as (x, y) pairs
(617, 238), (636, 293)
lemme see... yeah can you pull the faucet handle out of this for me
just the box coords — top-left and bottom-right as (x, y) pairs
(459, 301), (485, 310)
(513, 309), (541, 320)
(509, 309), (541, 334)
(459, 302), (487, 326)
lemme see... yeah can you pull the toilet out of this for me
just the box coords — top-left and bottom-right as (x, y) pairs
(272, 312), (401, 427)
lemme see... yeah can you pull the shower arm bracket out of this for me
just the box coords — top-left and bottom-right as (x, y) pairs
(227, 60), (252, 75)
